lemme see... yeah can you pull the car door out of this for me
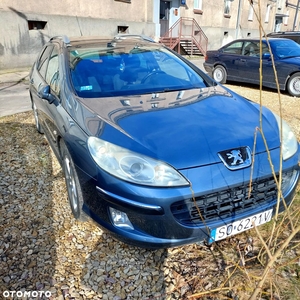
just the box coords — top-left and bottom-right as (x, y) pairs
(41, 44), (65, 155)
(236, 41), (277, 87)
(31, 43), (63, 156)
(218, 41), (244, 80)
(260, 42), (278, 88)
(246, 41), (279, 88)
(237, 41), (261, 84)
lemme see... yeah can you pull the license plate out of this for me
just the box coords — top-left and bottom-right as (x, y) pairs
(209, 209), (273, 243)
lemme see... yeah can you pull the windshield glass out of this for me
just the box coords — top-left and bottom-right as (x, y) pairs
(69, 41), (209, 98)
(271, 39), (300, 59)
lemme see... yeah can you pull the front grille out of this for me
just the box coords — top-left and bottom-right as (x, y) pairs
(171, 174), (287, 226)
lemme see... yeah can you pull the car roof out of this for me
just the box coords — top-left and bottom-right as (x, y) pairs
(267, 31), (300, 36)
(222, 37), (295, 45)
(227, 37), (287, 42)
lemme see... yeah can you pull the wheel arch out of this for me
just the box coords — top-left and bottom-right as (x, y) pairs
(56, 135), (65, 165)
(285, 71), (300, 96)
(213, 62), (227, 70)
(284, 70), (299, 90)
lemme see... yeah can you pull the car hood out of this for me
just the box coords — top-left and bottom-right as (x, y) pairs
(78, 85), (280, 169)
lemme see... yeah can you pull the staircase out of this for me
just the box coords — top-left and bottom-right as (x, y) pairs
(159, 17), (208, 57)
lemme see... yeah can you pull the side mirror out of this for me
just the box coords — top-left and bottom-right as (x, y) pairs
(262, 53), (271, 60)
(38, 84), (56, 104)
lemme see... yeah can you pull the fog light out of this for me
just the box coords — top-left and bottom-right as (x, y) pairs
(109, 207), (134, 230)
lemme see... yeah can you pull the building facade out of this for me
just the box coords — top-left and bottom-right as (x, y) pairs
(0, 0), (299, 69)
(179, 0), (300, 49)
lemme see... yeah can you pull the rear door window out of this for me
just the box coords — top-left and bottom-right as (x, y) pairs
(222, 41), (243, 55)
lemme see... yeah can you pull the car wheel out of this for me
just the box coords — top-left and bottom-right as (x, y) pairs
(32, 102), (44, 134)
(212, 65), (227, 84)
(61, 142), (86, 221)
(287, 73), (300, 97)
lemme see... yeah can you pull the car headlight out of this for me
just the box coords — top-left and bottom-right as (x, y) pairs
(88, 137), (189, 187)
(274, 114), (298, 160)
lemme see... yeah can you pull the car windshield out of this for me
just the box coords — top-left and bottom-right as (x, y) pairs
(271, 39), (300, 59)
(69, 41), (209, 98)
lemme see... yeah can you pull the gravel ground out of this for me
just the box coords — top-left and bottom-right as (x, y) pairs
(0, 83), (299, 300)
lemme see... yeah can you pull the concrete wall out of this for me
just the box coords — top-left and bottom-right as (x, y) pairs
(0, 0), (153, 22)
(0, 1), (156, 69)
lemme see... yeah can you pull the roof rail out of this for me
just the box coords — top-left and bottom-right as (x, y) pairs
(50, 35), (71, 45)
(114, 34), (155, 43)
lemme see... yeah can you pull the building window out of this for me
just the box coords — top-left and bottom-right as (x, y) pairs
(193, 0), (203, 14)
(284, 10), (290, 26)
(118, 26), (129, 33)
(265, 4), (271, 23)
(224, 0), (232, 17)
(248, 3), (254, 21)
(194, 0), (202, 10)
(28, 20), (47, 30)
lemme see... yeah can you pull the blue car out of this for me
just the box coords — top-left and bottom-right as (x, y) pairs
(203, 37), (300, 97)
(29, 35), (300, 248)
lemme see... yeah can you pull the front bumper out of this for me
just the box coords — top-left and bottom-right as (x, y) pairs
(81, 148), (300, 249)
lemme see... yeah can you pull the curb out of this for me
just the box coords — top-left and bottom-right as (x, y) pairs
(0, 68), (31, 85)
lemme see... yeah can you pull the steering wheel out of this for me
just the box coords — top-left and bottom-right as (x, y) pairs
(141, 70), (165, 84)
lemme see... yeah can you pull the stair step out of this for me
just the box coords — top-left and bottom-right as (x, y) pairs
(159, 17), (207, 56)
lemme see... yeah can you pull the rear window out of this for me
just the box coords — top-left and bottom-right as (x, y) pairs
(69, 44), (209, 98)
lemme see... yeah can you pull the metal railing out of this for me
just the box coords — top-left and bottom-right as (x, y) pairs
(160, 17), (208, 56)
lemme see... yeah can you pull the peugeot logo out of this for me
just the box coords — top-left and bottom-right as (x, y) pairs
(226, 150), (243, 165)
(218, 146), (252, 170)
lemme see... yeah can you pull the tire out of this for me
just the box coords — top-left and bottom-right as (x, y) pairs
(287, 73), (300, 97)
(212, 65), (227, 84)
(32, 102), (44, 134)
(61, 142), (86, 221)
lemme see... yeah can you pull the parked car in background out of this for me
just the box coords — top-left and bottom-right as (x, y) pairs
(267, 31), (300, 44)
(29, 35), (299, 249)
(203, 37), (300, 97)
